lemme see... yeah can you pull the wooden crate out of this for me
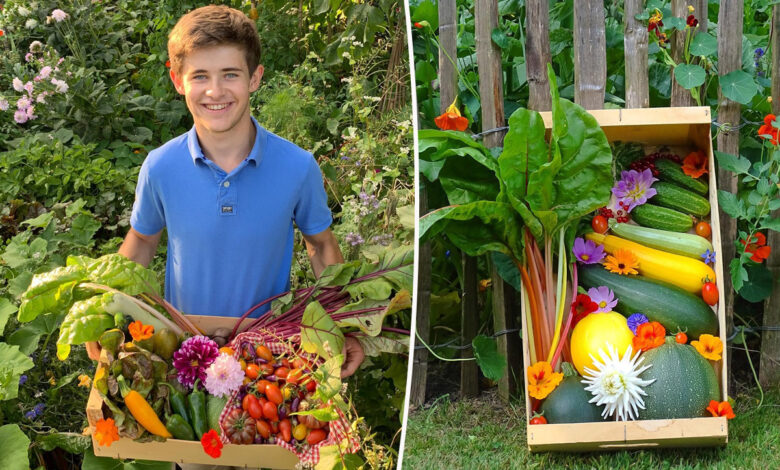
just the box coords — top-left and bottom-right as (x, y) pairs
(86, 315), (300, 468)
(521, 106), (729, 452)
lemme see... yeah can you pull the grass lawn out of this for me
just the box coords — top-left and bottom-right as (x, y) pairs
(402, 386), (780, 470)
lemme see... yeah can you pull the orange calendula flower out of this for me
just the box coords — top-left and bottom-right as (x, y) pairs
(527, 361), (563, 400)
(128, 320), (154, 342)
(632, 321), (666, 352)
(201, 429), (223, 458)
(691, 334), (723, 361)
(94, 418), (120, 447)
(434, 99), (469, 132)
(603, 249), (639, 275)
(706, 400), (735, 419)
(78, 374), (91, 388)
(682, 150), (708, 178)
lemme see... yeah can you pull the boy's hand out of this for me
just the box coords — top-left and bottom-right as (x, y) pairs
(340, 336), (365, 378)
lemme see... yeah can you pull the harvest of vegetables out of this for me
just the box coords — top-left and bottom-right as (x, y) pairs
(18, 246), (412, 467)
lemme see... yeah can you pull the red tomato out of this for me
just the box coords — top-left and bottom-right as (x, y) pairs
(279, 418), (292, 442)
(702, 282), (719, 306)
(695, 221), (712, 238)
(292, 358), (309, 370)
(529, 415), (547, 425)
(258, 362), (274, 376)
(275, 366), (290, 380)
(286, 368), (303, 385)
(256, 345), (274, 362)
(245, 364), (260, 380)
(256, 419), (271, 439)
(304, 378), (316, 393)
(242, 394), (257, 412)
(281, 357), (291, 368)
(675, 332), (688, 344)
(270, 420), (279, 434)
(266, 383), (284, 405)
(307, 429), (327, 445)
(262, 400), (279, 422)
(246, 399), (263, 420)
(592, 215), (608, 234)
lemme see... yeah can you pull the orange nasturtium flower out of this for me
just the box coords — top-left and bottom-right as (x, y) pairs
(94, 418), (120, 447)
(691, 334), (723, 361)
(632, 321), (666, 352)
(758, 114), (779, 145)
(740, 232), (772, 263)
(527, 361), (563, 400)
(128, 320), (154, 341)
(706, 400), (736, 419)
(682, 150), (708, 178)
(603, 249), (639, 276)
(201, 429), (223, 458)
(434, 99), (469, 132)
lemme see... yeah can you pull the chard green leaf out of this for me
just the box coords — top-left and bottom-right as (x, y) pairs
(377, 245), (414, 271)
(344, 278), (393, 301)
(498, 108), (549, 202)
(85, 254), (160, 296)
(317, 261), (359, 287)
(439, 154), (500, 204)
(300, 301), (345, 359)
(335, 290), (411, 336)
(18, 265), (85, 322)
(0, 343), (35, 401)
(354, 332), (409, 357)
(376, 264), (413, 292)
(56, 293), (118, 360)
(0, 424), (30, 470)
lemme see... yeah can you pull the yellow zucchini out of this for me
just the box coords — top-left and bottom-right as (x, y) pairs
(585, 233), (715, 294)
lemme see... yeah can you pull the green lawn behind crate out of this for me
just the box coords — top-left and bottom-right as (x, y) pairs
(402, 388), (780, 470)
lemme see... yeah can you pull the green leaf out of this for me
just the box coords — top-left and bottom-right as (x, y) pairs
(354, 333), (409, 357)
(761, 217), (780, 231)
(472, 335), (507, 382)
(0, 343), (35, 400)
(22, 211), (54, 228)
(344, 278), (393, 301)
(491, 252), (523, 291)
(317, 261), (358, 287)
(0, 424), (31, 470)
(82, 449), (175, 470)
(439, 155), (500, 204)
(738, 263), (773, 302)
(0, 298), (18, 335)
(83, 254), (161, 296)
(720, 70), (758, 105)
(311, 354), (344, 401)
(377, 245), (415, 271)
(415, 61), (436, 84)
(335, 290), (411, 336)
(715, 151), (752, 175)
(56, 293), (118, 356)
(419, 159), (445, 181)
(674, 64), (706, 89)
(300, 301), (345, 359)
(19, 267), (82, 323)
(729, 257), (749, 293)
(410, 0), (438, 31)
(498, 108), (548, 204)
(717, 190), (743, 218)
(690, 32), (717, 56)
(664, 16), (685, 31)
(35, 432), (91, 454)
(67, 213), (101, 246)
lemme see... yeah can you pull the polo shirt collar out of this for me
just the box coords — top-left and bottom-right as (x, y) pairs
(187, 116), (266, 166)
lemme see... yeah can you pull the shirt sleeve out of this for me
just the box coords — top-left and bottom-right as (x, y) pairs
(293, 155), (332, 235)
(130, 158), (166, 235)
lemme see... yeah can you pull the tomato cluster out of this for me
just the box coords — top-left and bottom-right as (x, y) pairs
(225, 342), (329, 448)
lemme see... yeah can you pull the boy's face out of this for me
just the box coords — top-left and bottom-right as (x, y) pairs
(170, 44), (263, 137)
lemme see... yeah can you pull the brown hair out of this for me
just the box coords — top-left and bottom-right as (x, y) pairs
(167, 5), (261, 76)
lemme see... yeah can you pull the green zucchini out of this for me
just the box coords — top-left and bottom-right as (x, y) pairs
(654, 159), (709, 195)
(631, 204), (693, 232)
(609, 221), (713, 259)
(579, 265), (718, 339)
(650, 181), (711, 217)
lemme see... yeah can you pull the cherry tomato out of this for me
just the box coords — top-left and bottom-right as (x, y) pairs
(262, 400), (279, 422)
(256, 419), (271, 439)
(242, 393), (258, 411)
(307, 429), (327, 445)
(293, 423), (308, 441)
(286, 368), (303, 385)
(258, 363), (274, 376)
(293, 358), (310, 370)
(695, 221), (712, 238)
(245, 364), (261, 380)
(256, 379), (272, 395)
(702, 282), (719, 306)
(266, 383), (284, 405)
(275, 367), (290, 380)
(675, 332), (688, 344)
(592, 215), (608, 234)
(256, 345), (274, 362)
(304, 378), (317, 393)
(219, 346), (235, 356)
(270, 420), (280, 434)
(246, 399), (263, 420)
(281, 358), (291, 368)
(529, 414), (547, 425)
(279, 418), (292, 442)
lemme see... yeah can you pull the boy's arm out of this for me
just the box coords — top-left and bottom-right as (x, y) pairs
(302, 228), (343, 278)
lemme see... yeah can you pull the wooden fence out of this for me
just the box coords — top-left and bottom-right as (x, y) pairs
(411, 0), (780, 407)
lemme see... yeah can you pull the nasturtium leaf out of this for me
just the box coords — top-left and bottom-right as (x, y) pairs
(410, 0), (438, 31)
(715, 150), (751, 175)
(0, 424), (30, 470)
(720, 70), (758, 105)
(0, 343), (35, 401)
(472, 334), (507, 382)
(354, 333), (409, 357)
(738, 263), (773, 302)
(690, 32), (717, 56)
(664, 16), (685, 31)
(300, 301), (344, 359)
(415, 61), (436, 84)
(674, 64), (706, 90)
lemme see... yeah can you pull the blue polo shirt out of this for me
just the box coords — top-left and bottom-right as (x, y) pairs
(130, 117), (332, 317)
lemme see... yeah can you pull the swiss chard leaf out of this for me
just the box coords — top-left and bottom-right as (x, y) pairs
(353, 332), (409, 357)
(335, 290), (411, 336)
(0, 424), (30, 470)
(84, 254), (160, 296)
(56, 293), (118, 360)
(18, 266), (85, 322)
(300, 301), (345, 359)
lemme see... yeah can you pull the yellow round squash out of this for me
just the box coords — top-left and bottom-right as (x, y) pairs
(570, 312), (634, 376)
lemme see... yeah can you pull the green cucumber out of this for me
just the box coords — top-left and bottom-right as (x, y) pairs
(650, 181), (711, 217)
(655, 159), (709, 195)
(579, 265), (717, 339)
(631, 204), (693, 232)
(609, 221), (713, 259)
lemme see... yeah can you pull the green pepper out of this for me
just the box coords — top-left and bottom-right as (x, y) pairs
(160, 382), (191, 426)
(165, 413), (196, 441)
(187, 379), (208, 438)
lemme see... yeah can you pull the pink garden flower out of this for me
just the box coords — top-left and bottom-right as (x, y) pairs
(12, 78), (24, 92)
(51, 9), (69, 22)
(16, 96), (31, 109)
(39, 66), (52, 79)
(573, 237), (606, 264)
(173, 336), (219, 389)
(0, 99), (8, 111)
(204, 353), (244, 398)
(14, 109), (29, 124)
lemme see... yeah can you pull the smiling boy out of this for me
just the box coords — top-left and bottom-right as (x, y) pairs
(91, 5), (364, 379)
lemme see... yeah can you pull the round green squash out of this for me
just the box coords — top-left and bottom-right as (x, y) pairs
(540, 363), (605, 423)
(637, 337), (720, 420)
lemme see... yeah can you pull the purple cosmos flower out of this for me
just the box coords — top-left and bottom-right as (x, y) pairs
(627, 313), (649, 335)
(573, 237), (606, 264)
(701, 249), (716, 264)
(612, 169), (658, 212)
(173, 336), (219, 389)
(587, 286), (618, 313)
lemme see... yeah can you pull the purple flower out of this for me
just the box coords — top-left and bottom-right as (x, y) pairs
(25, 52), (34, 63)
(25, 403), (45, 420)
(19, 375), (28, 385)
(573, 237), (606, 264)
(627, 313), (649, 335)
(701, 249), (716, 265)
(40, 66), (53, 79)
(345, 232), (365, 246)
(612, 169), (658, 212)
(173, 336), (219, 389)
(587, 286), (618, 313)
(23, 81), (34, 95)
(14, 109), (29, 124)
(17, 96), (31, 110)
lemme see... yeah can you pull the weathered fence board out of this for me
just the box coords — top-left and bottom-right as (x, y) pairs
(526, 0), (552, 112)
(573, 0), (606, 109)
(670, 0), (696, 106)
(624, 0), (649, 108)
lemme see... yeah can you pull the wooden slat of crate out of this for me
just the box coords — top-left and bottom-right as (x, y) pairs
(86, 315), (300, 468)
(523, 106), (728, 451)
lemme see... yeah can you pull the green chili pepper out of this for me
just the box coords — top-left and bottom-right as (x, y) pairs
(187, 379), (208, 438)
(165, 413), (196, 441)
(160, 382), (191, 425)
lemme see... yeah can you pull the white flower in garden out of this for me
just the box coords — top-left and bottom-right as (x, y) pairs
(13, 78), (24, 92)
(0, 99), (8, 111)
(25, 19), (38, 29)
(18, 7), (31, 16)
(39, 66), (52, 79)
(51, 9), (69, 22)
(51, 78), (68, 93)
(36, 94), (46, 104)
(581, 343), (655, 421)
(29, 41), (44, 53)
